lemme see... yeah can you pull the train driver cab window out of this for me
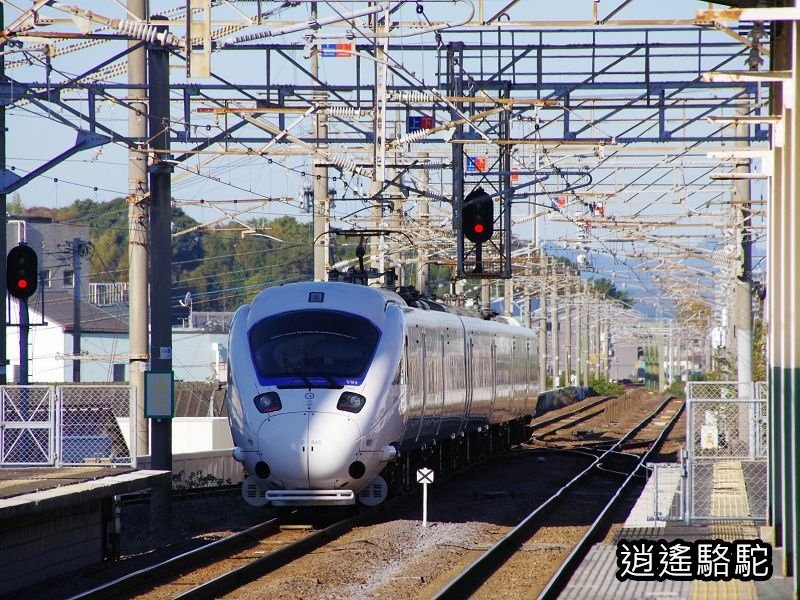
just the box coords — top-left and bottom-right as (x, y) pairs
(249, 310), (381, 379)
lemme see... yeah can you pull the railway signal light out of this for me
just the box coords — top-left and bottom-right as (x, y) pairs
(6, 244), (38, 299)
(462, 187), (494, 244)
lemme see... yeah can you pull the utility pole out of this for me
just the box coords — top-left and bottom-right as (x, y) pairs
(522, 286), (531, 328)
(733, 105), (757, 459)
(604, 302), (611, 379)
(128, 0), (149, 456)
(449, 42), (465, 276)
(667, 322), (674, 386)
(576, 288), (583, 386)
(0, 4), (7, 385)
(369, 5), (390, 278)
(416, 152), (431, 296)
(550, 285), (559, 386)
(71, 238), (87, 382)
(735, 109), (753, 390)
(310, 2), (329, 282)
(657, 330), (666, 391)
(565, 285), (573, 384)
(148, 17), (173, 536)
(480, 281), (490, 317)
(580, 280), (590, 387)
(312, 106), (329, 281)
(538, 278), (547, 390)
(504, 279), (514, 317)
(386, 169), (404, 285)
(593, 297), (601, 378)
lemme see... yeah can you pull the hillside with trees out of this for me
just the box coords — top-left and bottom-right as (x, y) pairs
(16, 197), (316, 312)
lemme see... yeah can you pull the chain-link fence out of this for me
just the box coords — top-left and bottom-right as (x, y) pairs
(59, 385), (136, 466)
(0, 385), (135, 467)
(686, 381), (767, 521)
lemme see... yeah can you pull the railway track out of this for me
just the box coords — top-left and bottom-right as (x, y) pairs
(68, 392), (682, 600)
(70, 515), (355, 600)
(432, 394), (684, 599)
(528, 394), (614, 443)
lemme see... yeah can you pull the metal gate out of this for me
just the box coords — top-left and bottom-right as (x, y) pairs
(0, 384), (136, 467)
(0, 386), (54, 465)
(686, 381), (768, 521)
(645, 462), (686, 522)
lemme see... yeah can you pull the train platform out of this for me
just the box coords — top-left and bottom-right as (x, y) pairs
(0, 466), (169, 595)
(0, 465), (134, 498)
(559, 462), (794, 599)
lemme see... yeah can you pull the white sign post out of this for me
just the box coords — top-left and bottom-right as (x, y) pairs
(416, 468), (434, 527)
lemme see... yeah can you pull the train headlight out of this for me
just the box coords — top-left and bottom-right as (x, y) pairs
(337, 391), (366, 413)
(253, 392), (282, 413)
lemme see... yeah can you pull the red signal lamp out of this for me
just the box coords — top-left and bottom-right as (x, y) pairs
(462, 187), (494, 244)
(6, 244), (38, 299)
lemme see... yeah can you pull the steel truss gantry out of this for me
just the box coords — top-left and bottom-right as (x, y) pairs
(1, 18), (768, 282)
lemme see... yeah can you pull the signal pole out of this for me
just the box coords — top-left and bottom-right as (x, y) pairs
(7, 244), (37, 383)
(19, 298), (28, 383)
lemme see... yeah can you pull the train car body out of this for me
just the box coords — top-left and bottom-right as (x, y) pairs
(226, 281), (540, 507)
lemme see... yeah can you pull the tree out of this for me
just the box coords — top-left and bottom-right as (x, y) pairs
(752, 317), (766, 381)
(8, 192), (24, 215)
(184, 216), (313, 311)
(590, 277), (633, 307)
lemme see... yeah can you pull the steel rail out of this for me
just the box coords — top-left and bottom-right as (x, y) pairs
(432, 395), (682, 599)
(68, 406), (550, 599)
(537, 397), (685, 599)
(531, 409), (608, 442)
(174, 517), (355, 600)
(528, 394), (612, 433)
(69, 518), (281, 600)
(171, 439), (544, 600)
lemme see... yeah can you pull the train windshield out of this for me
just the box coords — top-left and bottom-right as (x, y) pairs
(249, 310), (381, 381)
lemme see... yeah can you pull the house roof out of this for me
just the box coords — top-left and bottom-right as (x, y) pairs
(29, 291), (129, 334)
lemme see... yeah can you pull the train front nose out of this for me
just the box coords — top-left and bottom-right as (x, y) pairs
(259, 412), (361, 489)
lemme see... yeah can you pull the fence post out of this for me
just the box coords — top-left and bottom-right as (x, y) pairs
(684, 388), (693, 524)
(53, 386), (61, 467)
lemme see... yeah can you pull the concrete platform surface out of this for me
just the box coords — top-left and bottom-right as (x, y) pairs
(0, 466), (134, 498)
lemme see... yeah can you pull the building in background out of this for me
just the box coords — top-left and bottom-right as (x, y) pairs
(5, 218), (231, 384)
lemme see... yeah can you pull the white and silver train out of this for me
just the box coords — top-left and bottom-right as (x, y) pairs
(226, 281), (542, 507)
